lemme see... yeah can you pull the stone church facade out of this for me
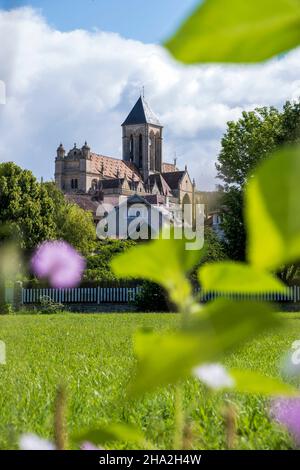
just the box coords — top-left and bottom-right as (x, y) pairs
(55, 96), (197, 221)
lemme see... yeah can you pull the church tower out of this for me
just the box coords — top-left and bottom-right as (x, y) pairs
(122, 96), (163, 181)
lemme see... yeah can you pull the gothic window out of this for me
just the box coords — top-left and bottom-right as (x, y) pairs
(150, 132), (155, 171)
(129, 135), (134, 161)
(91, 179), (98, 191)
(138, 134), (143, 168)
(155, 136), (160, 171)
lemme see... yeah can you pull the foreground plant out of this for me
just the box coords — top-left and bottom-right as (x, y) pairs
(270, 398), (300, 447)
(91, 145), (299, 450)
(31, 240), (86, 288)
(18, 0), (300, 450)
(165, 0), (300, 64)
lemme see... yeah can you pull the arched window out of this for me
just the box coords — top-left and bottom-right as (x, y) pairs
(182, 193), (192, 225)
(129, 135), (134, 161)
(138, 134), (143, 168)
(150, 132), (155, 171)
(155, 136), (160, 171)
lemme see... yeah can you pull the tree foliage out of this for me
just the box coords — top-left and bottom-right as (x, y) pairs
(43, 182), (96, 256)
(84, 239), (136, 282)
(0, 163), (56, 250)
(217, 101), (300, 271)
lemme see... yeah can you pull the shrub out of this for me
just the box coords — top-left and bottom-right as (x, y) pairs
(134, 282), (172, 312)
(0, 303), (14, 315)
(39, 296), (65, 314)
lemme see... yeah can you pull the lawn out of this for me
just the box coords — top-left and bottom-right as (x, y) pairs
(0, 313), (299, 450)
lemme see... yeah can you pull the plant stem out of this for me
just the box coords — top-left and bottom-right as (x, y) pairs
(173, 385), (184, 450)
(54, 384), (68, 450)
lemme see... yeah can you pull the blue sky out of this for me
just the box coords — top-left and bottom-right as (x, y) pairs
(1, 0), (199, 43)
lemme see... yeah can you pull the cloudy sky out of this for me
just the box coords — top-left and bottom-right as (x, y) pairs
(1, 1), (300, 190)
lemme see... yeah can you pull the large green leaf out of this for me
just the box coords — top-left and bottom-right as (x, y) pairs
(199, 262), (287, 293)
(165, 0), (300, 63)
(111, 232), (203, 307)
(246, 146), (300, 270)
(129, 299), (278, 396)
(74, 423), (146, 447)
(230, 369), (297, 396)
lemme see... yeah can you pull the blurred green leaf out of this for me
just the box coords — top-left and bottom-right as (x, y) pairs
(230, 369), (297, 396)
(199, 262), (287, 293)
(74, 423), (146, 447)
(0, 243), (22, 281)
(165, 0), (300, 63)
(111, 232), (203, 307)
(129, 299), (278, 396)
(246, 146), (300, 270)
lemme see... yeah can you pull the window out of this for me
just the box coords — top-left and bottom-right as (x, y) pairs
(150, 133), (155, 171)
(71, 179), (78, 190)
(129, 135), (134, 160)
(138, 134), (143, 168)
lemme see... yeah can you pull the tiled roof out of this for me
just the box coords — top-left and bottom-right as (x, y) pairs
(100, 178), (123, 189)
(90, 153), (142, 181)
(122, 96), (161, 126)
(161, 171), (185, 189)
(147, 173), (172, 196)
(162, 162), (177, 173)
(65, 194), (100, 215)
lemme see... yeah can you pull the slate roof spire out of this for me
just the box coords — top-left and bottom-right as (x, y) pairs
(122, 96), (162, 127)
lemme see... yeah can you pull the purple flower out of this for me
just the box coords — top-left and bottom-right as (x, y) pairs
(81, 441), (100, 451)
(19, 434), (55, 450)
(31, 241), (86, 288)
(270, 398), (300, 445)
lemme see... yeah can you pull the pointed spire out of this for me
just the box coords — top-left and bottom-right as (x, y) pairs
(122, 96), (161, 126)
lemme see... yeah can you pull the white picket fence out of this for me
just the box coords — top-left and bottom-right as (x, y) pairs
(20, 285), (300, 305)
(198, 285), (300, 303)
(22, 286), (142, 305)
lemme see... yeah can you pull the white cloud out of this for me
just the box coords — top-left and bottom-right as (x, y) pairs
(1, 7), (300, 190)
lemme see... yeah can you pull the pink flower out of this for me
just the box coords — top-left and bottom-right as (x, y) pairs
(31, 241), (86, 288)
(270, 398), (300, 446)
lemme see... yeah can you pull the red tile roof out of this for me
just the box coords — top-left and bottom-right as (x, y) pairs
(90, 153), (142, 181)
(65, 194), (100, 215)
(162, 162), (177, 173)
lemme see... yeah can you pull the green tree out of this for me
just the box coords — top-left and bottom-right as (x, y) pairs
(0, 163), (56, 250)
(217, 107), (282, 187)
(216, 103), (300, 261)
(190, 227), (226, 285)
(43, 182), (96, 256)
(84, 239), (136, 282)
(0, 163), (56, 308)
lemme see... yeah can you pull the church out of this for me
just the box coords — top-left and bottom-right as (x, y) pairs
(55, 96), (197, 223)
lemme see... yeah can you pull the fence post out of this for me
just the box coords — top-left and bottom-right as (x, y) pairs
(13, 281), (23, 311)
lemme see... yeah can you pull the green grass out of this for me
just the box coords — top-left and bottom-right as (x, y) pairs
(0, 313), (299, 450)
